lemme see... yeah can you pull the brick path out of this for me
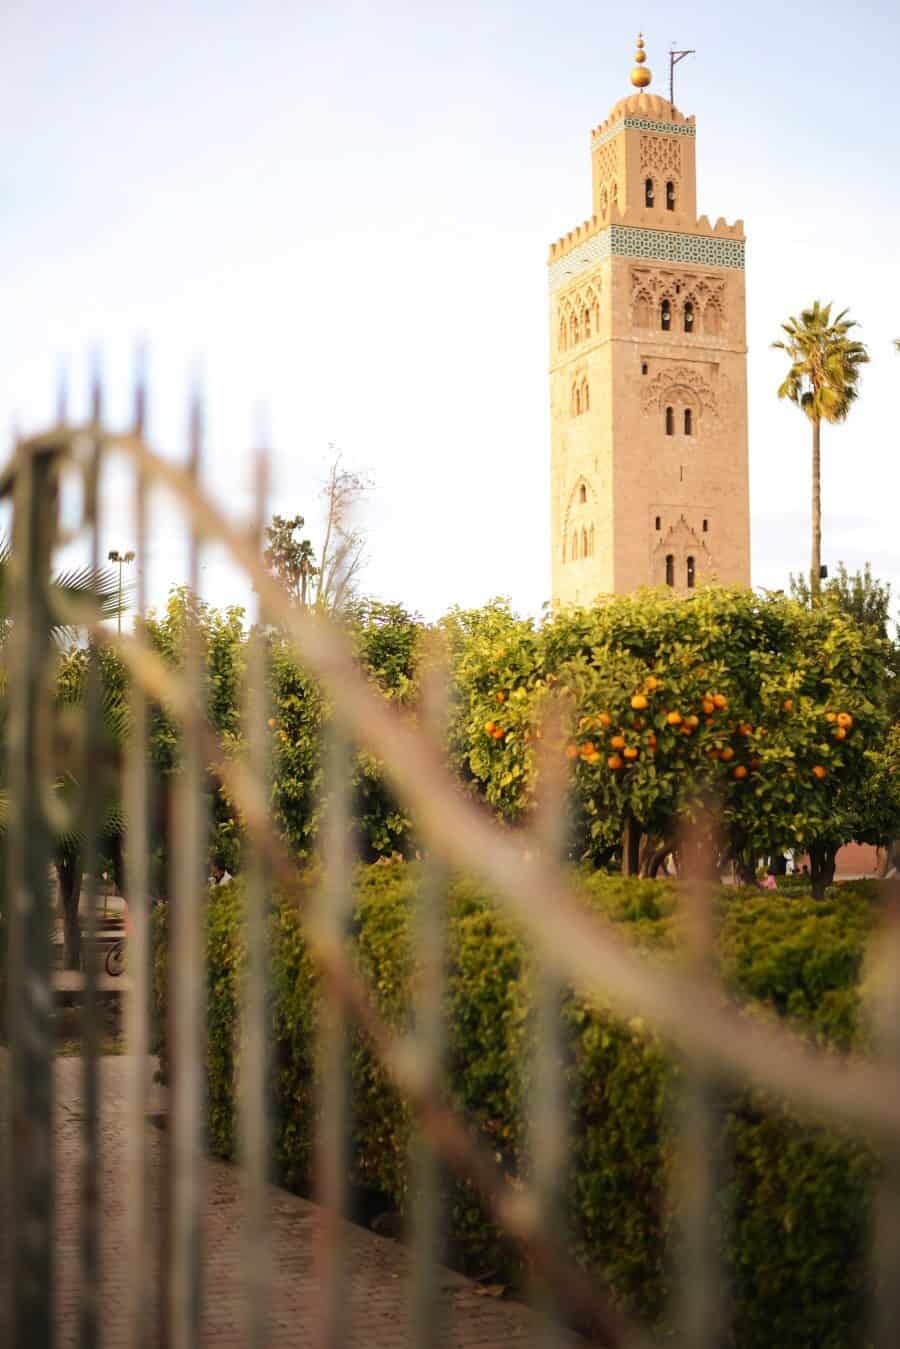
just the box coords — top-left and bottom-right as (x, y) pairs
(2, 1055), (573, 1346)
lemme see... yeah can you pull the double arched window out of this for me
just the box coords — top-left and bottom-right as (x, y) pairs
(571, 378), (590, 417)
(664, 404), (696, 437)
(666, 180), (676, 211)
(686, 556), (696, 589)
(661, 299), (671, 331)
(665, 555), (674, 587)
(645, 178), (655, 207)
(684, 301), (695, 333)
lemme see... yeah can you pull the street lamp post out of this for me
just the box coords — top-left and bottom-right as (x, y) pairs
(107, 549), (135, 634)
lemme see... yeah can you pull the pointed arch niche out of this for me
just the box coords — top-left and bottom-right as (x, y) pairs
(651, 516), (713, 592)
(562, 476), (598, 565)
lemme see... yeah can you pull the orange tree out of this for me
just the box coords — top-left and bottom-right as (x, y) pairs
(446, 590), (893, 894)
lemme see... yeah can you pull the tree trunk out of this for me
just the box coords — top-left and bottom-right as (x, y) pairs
(808, 844), (836, 900)
(621, 813), (642, 877)
(56, 851), (83, 970)
(811, 416), (821, 599)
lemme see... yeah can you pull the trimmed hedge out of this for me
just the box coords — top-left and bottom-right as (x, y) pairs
(153, 867), (881, 1345)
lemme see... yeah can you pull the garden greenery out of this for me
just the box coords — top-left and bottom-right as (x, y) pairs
(154, 866), (882, 1346)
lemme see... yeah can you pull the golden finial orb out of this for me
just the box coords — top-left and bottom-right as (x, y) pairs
(630, 33), (652, 89)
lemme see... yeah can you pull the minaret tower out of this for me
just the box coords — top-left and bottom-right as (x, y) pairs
(548, 37), (750, 604)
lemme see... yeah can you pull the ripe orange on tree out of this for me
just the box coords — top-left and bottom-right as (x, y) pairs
(631, 693), (648, 710)
(623, 746), (639, 760)
(720, 746), (735, 762)
(597, 711), (612, 728)
(580, 741), (596, 756)
(812, 764), (828, 780)
(684, 714), (700, 728)
(702, 698), (715, 715)
(666, 711), (683, 726)
(610, 734), (626, 750)
(485, 720), (496, 734)
(607, 754), (624, 771)
(732, 764), (748, 780)
(783, 698), (794, 713)
(833, 726), (847, 740)
(713, 693), (728, 710)
(837, 712), (853, 728)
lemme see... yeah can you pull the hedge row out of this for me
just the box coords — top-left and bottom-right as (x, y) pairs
(153, 867), (882, 1346)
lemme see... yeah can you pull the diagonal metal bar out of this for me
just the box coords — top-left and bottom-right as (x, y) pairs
(89, 432), (900, 1146)
(5, 441), (59, 1349)
(101, 626), (646, 1349)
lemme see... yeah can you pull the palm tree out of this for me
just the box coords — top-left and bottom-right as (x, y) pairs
(773, 302), (869, 598)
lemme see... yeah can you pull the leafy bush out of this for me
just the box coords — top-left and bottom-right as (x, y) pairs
(153, 867), (883, 1345)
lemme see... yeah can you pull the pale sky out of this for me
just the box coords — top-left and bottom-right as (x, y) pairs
(2, 1), (898, 622)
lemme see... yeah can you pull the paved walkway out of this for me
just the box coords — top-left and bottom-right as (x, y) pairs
(2, 1055), (572, 1347)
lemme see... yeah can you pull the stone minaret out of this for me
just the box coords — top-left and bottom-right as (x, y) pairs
(549, 36), (750, 605)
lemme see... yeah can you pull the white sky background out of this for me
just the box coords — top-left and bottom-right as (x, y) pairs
(1, 0), (898, 623)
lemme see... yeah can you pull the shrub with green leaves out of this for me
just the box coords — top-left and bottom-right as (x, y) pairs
(153, 867), (883, 1345)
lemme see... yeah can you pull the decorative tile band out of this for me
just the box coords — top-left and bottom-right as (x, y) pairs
(591, 117), (696, 150)
(548, 225), (744, 289)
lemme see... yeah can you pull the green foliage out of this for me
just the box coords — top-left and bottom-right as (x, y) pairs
(773, 302), (869, 426)
(444, 590), (897, 873)
(153, 866), (884, 1345)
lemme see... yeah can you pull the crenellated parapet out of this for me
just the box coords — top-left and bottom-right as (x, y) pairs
(547, 211), (746, 288)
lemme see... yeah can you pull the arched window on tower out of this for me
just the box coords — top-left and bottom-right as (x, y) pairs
(588, 524), (595, 557)
(665, 406), (675, 436)
(665, 554), (674, 587)
(666, 180), (676, 210)
(583, 308), (591, 339)
(684, 408), (693, 436)
(686, 556), (696, 589)
(570, 313), (580, 345)
(684, 301), (694, 333)
(661, 299), (671, 331)
(578, 483), (586, 504)
(582, 379), (590, 412)
(571, 531), (578, 561)
(644, 177), (655, 207)
(573, 383), (581, 416)
(581, 527), (589, 559)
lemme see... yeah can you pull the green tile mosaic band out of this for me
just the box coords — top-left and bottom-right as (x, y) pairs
(548, 226), (744, 289)
(591, 117), (697, 150)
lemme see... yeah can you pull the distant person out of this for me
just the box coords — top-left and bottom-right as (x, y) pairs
(209, 862), (233, 887)
(760, 872), (777, 891)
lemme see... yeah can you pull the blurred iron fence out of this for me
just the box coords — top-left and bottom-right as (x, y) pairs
(1, 391), (899, 1349)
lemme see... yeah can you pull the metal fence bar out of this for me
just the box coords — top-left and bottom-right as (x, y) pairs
(314, 734), (355, 1349)
(169, 396), (207, 1349)
(672, 823), (725, 1349)
(78, 417), (104, 1349)
(124, 368), (153, 1349)
(239, 448), (271, 1349)
(5, 440), (58, 1349)
(870, 879), (900, 1347)
(530, 712), (569, 1348)
(410, 659), (449, 1349)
